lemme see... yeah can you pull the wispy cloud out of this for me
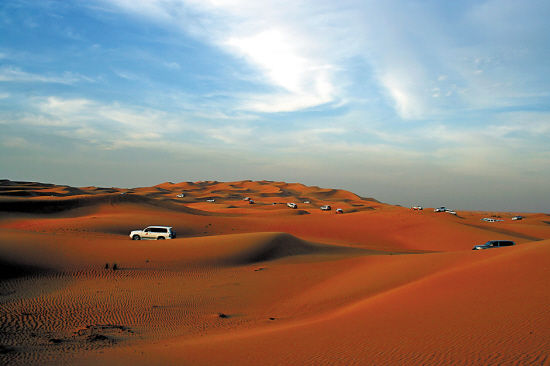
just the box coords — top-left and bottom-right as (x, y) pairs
(99, 0), (550, 119)
(0, 136), (32, 149)
(0, 66), (94, 84)
(6, 97), (177, 148)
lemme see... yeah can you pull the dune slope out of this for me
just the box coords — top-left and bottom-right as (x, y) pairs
(88, 240), (550, 366)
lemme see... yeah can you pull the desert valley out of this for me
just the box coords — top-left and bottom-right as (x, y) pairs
(0, 179), (549, 365)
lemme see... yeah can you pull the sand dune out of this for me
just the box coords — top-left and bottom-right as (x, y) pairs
(84, 240), (550, 366)
(0, 179), (548, 365)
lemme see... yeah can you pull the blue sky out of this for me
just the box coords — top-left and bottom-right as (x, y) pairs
(1, 0), (549, 211)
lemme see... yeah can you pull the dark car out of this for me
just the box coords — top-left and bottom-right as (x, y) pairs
(472, 240), (515, 250)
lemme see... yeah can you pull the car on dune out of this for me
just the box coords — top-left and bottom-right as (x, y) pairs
(512, 216), (523, 220)
(206, 198), (215, 202)
(335, 208), (344, 214)
(412, 206), (423, 210)
(130, 226), (176, 240)
(176, 193), (185, 198)
(320, 205), (331, 211)
(434, 207), (446, 212)
(287, 202), (298, 209)
(482, 218), (502, 222)
(472, 240), (515, 250)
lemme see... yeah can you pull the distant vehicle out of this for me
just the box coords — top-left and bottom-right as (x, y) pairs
(481, 218), (502, 222)
(130, 226), (176, 240)
(243, 197), (251, 201)
(287, 202), (298, 209)
(434, 207), (446, 212)
(412, 206), (423, 210)
(472, 240), (515, 250)
(176, 193), (185, 198)
(512, 216), (523, 220)
(206, 199), (215, 202)
(335, 208), (344, 214)
(320, 205), (331, 211)
(303, 201), (310, 204)
(248, 199), (255, 204)
(446, 210), (457, 215)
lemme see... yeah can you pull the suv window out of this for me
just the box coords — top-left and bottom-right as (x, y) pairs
(500, 241), (513, 247)
(152, 228), (167, 233)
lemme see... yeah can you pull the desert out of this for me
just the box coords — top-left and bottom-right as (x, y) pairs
(0, 179), (548, 365)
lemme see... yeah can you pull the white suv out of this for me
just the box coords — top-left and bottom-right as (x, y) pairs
(130, 226), (176, 240)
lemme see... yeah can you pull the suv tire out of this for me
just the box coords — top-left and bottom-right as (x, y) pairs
(157, 236), (165, 240)
(132, 235), (141, 240)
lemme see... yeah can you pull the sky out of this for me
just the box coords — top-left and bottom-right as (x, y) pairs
(1, 0), (549, 212)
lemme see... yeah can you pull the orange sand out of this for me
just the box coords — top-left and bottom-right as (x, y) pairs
(0, 179), (549, 365)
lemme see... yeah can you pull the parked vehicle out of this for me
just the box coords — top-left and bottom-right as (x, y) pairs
(335, 208), (344, 214)
(130, 226), (176, 240)
(512, 216), (523, 220)
(434, 207), (446, 212)
(206, 199), (215, 202)
(446, 210), (457, 215)
(287, 202), (298, 209)
(243, 197), (251, 201)
(472, 240), (515, 250)
(412, 206), (423, 210)
(248, 199), (255, 204)
(320, 205), (331, 211)
(303, 201), (310, 204)
(176, 193), (185, 198)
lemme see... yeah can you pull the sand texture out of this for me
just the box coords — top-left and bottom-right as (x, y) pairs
(1, 179), (549, 365)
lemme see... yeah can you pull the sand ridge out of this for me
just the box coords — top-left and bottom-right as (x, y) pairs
(1, 179), (549, 365)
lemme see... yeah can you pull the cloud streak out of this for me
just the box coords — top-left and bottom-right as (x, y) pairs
(0, 66), (94, 84)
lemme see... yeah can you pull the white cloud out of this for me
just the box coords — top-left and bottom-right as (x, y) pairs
(225, 29), (337, 112)
(100, 0), (351, 113)
(379, 71), (427, 120)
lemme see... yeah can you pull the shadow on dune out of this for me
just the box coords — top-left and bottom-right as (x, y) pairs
(0, 194), (236, 217)
(459, 222), (542, 241)
(0, 258), (52, 280)
(217, 233), (366, 266)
